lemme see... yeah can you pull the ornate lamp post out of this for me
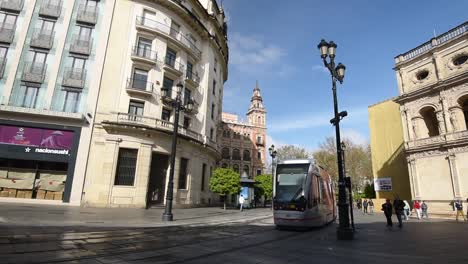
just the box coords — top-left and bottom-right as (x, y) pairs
(318, 39), (354, 240)
(162, 82), (194, 221)
(268, 145), (277, 207)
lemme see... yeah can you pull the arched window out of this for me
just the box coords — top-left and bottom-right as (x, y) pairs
(233, 164), (239, 173)
(243, 165), (249, 176)
(232, 149), (240, 160)
(243, 150), (250, 161)
(221, 147), (230, 159)
(420, 107), (439, 137)
(459, 96), (468, 130)
(221, 163), (228, 168)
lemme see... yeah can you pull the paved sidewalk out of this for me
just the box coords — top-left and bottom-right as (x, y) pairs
(0, 202), (272, 229)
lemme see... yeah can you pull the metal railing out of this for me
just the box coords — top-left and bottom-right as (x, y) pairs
(69, 34), (93, 55)
(400, 22), (468, 62)
(0, 0), (24, 12)
(0, 57), (6, 79)
(0, 23), (15, 43)
(39, 0), (62, 18)
(30, 29), (55, 49)
(131, 46), (157, 61)
(76, 4), (98, 25)
(126, 78), (154, 93)
(135, 16), (202, 57)
(186, 70), (200, 83)
(62, 68), (86, 88)
(164, 55), (185, 73)
(22, 62), (47, 83)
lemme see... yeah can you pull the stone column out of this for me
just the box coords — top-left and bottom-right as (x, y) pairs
(440, 95), (453, 132)
(436, 110), (446, 134)
(407, 157), (420, 199)
(447, 154), (462, 199)
(400, 106), (411, 141)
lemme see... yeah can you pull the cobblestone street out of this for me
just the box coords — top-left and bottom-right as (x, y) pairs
(1, 203), (467, 263)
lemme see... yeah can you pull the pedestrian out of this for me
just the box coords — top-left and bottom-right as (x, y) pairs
(239, 195), (245, 212)
(382, 199), (393, 228)
(393, 196), (405, 228)
(357, 199), (362, 211)
(454, 199), (466, 222)
(403, 200), (411, 220)
(413, 200), (422, 220)
(369, 199), (374, 214)
(363, 199), (368, 214)
(421, 201), (429, 219)
(466, 198), (468, 220)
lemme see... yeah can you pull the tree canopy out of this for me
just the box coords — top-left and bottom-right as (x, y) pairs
(276, 145), (311, 161)
(209, 168), (241, 210)
(254, 174), (273, 201)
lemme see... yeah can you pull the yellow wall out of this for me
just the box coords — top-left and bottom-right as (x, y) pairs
(368, 99), (411, 200)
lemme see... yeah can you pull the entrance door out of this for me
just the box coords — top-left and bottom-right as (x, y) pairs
(146, 153), (169, 208)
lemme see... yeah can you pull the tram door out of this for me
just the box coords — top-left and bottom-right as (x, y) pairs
(146, 153), (169, 208)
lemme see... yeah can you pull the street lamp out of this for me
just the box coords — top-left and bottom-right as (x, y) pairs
(268, 145), (277, 208)
(318, 39), (354, 240)
(162, 82), (194, 221)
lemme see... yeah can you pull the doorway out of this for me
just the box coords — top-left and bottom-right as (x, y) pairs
(146, 153), (169, 208)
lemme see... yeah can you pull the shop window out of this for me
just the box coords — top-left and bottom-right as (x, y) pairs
(178, 158), (189, 189)
(114, 148), (138, 186)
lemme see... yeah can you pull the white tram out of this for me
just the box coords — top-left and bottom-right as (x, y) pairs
(273, 159), (336, 228)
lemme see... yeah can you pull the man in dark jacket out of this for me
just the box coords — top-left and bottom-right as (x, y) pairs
(382, 199), (393, 228)
(393, 196), (405, 228)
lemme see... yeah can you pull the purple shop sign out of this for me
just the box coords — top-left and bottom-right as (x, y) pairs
(0, 125), (74, 150)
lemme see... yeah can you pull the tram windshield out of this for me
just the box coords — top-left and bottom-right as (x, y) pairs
(275, 164), (309, 202)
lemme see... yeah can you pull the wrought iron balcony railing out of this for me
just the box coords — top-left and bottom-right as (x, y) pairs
(0, 23), (15, 43)
(76, 4), (98, 25)
(131, 46), (157, 62)
(69, 35), (93, 55)
(22, 62), (47, 83)
(126, 78), (154, 94)
(62, 68), (86, 88)
(0, 0), (24, 13)
(39, 0), (62, 18)
(185, 70), (200, 84)
(135, 16), (202, 58)
(164, 55), (185, 73)
(30, 29), (55, 49)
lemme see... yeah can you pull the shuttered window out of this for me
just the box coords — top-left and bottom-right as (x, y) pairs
(114, 148), (138, 186)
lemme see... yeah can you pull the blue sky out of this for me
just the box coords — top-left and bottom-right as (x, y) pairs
(220, 0), (468, 151)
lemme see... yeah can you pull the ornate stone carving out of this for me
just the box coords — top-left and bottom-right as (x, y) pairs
(411, 149), (447, 159)
(436, 110), (446, 134)
(449, 109), (460, 131)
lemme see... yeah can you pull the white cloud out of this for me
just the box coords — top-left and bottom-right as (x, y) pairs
(341, 128), (369, 146)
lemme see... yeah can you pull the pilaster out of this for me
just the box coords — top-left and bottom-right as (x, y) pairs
(447, 153), (462, 199)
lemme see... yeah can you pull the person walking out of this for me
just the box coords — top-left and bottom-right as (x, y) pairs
(357, 199), (362, 211)
(393, 196), (405, 228)
(403, 200), (411, 220)
(413, 200), (422, 220)
(382, 199), (393, 229)
(363, 199), (369, 214)
(421, 201), (429, 219)
(239, 195), (245, 212)
(454, 199), (466, 222)
(369, 199), (374, 214)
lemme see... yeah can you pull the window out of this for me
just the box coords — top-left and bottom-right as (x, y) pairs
(170, 21), (180, 38)
(210, 128), (214, 139)
(201, 163), (206, 191)
(453, 55), (468, 66)
(233, 164), (239, 173)
(211, 104), (215, 119)
(0, 47), (8, 78)
(223, 130), (230, 138)
(129, 100), (144, 117)
(416, 70), (429, 81)
(232, 149), (240, 160)
(132, 68), (148, 90)
(221, 163), (228, 168)
(214, 57), (217, 72)
(420, 107), (439, 138)
(22, 86), (39, 108)
(184, 88), (191, 105)
(257, 136), (262, 144)
(257, 151), (261, 159)
(221, 147), (230, 159)
(63, 91), (80, 113)
(243, 150), (250, 161)
(257, 169), (262, 176)
(243, 165), (249, 176)
(0, 13), (17, 30)
(84, 0), (98, 10)
(178, 158), (189, 189)
(39, 19), (55, 37)
(165, 47), (177, 67)
(142, 10), (156, 26)
(163, 76), (174, 96)
(31, 51), (47, 73)
(114, 148), (138, 186)
(137, 37), (152, 58)
(183, 117), (191, 128)
(186, 61), (193, 79)
(70, 57), (86, 80)
(162, 108), (171, 121)
(78, 26), (92, 41)
(212, 79), (216, 95)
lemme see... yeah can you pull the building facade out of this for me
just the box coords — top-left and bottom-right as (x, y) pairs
(82, 0), (228, 208)
(394, 21), (468, 214)
(219, 84), (267, 179)
(0, 0), (114, 205)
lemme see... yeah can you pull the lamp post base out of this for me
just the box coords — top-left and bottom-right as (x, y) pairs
(162, 213), (173, 222)
(337, 227), (354, 240)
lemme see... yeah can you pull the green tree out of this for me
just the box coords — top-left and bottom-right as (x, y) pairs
(363, 183), (376, 198)
(209, 168), (241, 210)
(254, 174), (273, 207)
(276, 145), (311, 161)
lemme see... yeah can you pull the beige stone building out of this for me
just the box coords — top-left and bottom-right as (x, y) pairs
(219, 84), (267, 179)
(82, 0), (228, 208)
(394, 21), (468, 214)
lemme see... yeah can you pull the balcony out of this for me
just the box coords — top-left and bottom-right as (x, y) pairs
(0, 23), (15, 43)
(0, 57), (6, 79)
(0, 0), (24, 13)
(69, 35), (93, 55)
(406, 130), (468, 150)
(30, 29), (55, 49)
(126, 78), (154, 96)
(163, 56), (184, 76)
(185, 70), (200, 87)
(135, 16), (202, 59)
(22, 62), (47, 83)
(76, 4), (98, 25)
(39, 0), (62, 18)
(131, 46), (157, 65)
(256, 139), (264, 146)
(62, 68), (86, 89)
